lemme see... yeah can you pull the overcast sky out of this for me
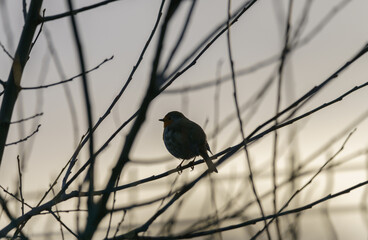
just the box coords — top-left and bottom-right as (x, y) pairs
(1, 0), (368, 238)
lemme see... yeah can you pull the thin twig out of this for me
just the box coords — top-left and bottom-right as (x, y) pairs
(81, 1), (180, 239)
(0, 0), (43, 167)
(161, 0), (197, 75)
(0, 40), (13, 59)
(272, 1), (293, 238)
(226, 0), (270, 239)
(296, 109), (368, 171)
(22, 56), (113, 90)
(164, 0), (352, 95)
(162, 0), (259, 86)
(251, 129), (356, 239)
(58, 0), (165, 191)
(29, 8), (45, 54)
(17, 156), (25, 216)
(243, 42), (368, 150)
(290, 0), (313, 44)
(292, 0), (353, 48)
(113, 210), (127, 238)
(2, 64), (368, 239)
(68, 79), (368, 199)
(0, 193), (27, 239)
(208, 74), (275, 141)
(322, 157), (338, 240)
(110, 128), (352, 240)
(155, 147), (368, 236)
(59, 0), (258, 197)
(66, 0), (96, 220)
(105, 173), (121, 239)
(50, 187), (65, 240)
(115, 163), (216, 239)
(5, 124), (41, 146)
(49, 210), (77, 239)
(0, 36), (367, 240)
(42, 0), (122, 22)
(64, 79), (368, 201)
(132, 176), (368, 239)
(76, 184), (82, 235)
(0, 185), (32, 209)
(10, 112), (43, 124)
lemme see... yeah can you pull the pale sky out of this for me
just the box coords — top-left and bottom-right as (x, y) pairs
(1, 0), (368, 238)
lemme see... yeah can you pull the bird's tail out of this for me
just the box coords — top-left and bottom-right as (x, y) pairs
(201, 152), (218, 173)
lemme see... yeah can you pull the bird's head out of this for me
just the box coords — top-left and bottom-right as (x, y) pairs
(159, 111), (186, 128)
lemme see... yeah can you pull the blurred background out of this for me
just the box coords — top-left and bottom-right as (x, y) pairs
(1, 0), (368, 239)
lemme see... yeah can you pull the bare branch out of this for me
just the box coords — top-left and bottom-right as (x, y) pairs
(251, 129), (356, 239)
(29, 8), (45, 55)
(22, 0), (27, 21)
(0, 185), (32, 209)
(22, 56), (113, 90)
(58, 0), (165, 190)
(131, 177), (368, 239)
(164, 0), (353, 95)
(65, 1), (96, 234)
(226, 0), (270, 239)
(0, 0), (43, 167)
(16, 156), (25, 216)
(272, 1), (294, 238)
(50, 187), (66, 240)
(81, 1), (181, 238)
(5, 124), (41, 147)
(161, 0), (197, 75)
(9, 112), (43, 124)
(0, 193), (28, 239)
(42, 0), (123, 22)
(0, 40), (13, 60)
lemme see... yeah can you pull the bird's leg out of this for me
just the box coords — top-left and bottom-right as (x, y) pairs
(176, 159), (185, 174)
(189, 157), (196, 171)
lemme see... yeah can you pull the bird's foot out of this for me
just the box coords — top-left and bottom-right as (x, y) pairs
(176, 160), (185, 174)
(189, 158), (196, 171)
(176, 165), (183, 175)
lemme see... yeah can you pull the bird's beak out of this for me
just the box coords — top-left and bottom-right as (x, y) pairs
(159, 118), (164, 122)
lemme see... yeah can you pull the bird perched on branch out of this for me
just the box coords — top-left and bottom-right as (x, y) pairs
(159, 111), (218, 173)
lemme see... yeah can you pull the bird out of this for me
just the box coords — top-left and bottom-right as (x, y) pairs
(159, 111), (218, 173)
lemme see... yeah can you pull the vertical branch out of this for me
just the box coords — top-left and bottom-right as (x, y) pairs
(0, 0), (43, 167)
(105, 173), (121, 239)
(0, 192), (27, 239)
(322, 154), (338, 239)
(80, 1), (181, 238)
(113, 210), (127, 238)
(161, 0), (197, 75)
(75, 184), (82, 235)
(22, 0), (27, 21)
(226, 0), (271, 239)
(252, 130), (355, 239)
(60, 0), (166, 189)
(65, 0), (95, 215)
(16, 156), (25, 217)
(272, 1), (293, 239)
(50, 187), (65, 240)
